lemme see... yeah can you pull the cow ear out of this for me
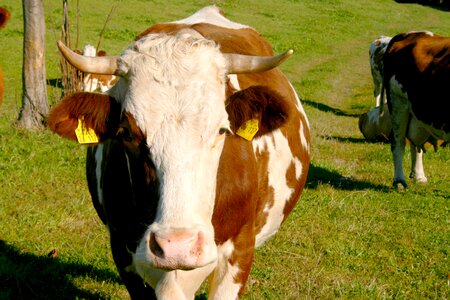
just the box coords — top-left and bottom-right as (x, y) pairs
(226, 86), (290, 137)
(47, 92), (121, 143)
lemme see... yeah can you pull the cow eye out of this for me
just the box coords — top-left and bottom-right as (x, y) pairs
(218, 127), (229, 135)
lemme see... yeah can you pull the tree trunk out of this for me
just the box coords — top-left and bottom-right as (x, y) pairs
(18, 0), (48, 130)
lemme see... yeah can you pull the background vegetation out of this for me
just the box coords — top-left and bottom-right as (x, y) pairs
(0, 0), (449, 299)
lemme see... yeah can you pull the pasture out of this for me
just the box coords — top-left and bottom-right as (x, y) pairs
(0, 0), (449, 299)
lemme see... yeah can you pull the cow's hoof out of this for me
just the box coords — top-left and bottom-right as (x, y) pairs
(414, 177), (427, 184)
(393, 179), (407, 191)
(410, 173), (427, 184)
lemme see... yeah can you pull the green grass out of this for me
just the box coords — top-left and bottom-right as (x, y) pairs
(1, 0), (449, 299)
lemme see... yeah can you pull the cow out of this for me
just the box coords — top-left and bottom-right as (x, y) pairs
(48, 6), (310, 299)
(359, 36), (393, 142)
(369, 35), (392, 107)
(383, 31), (449, 189)
(0, 7), (10, 106)
(82, 45), (118, 92)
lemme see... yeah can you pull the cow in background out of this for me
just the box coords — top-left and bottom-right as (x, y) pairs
(82, 45), (118, 92)
(359, 36), (392, 142)
(0, 7), (10, 106)
(383, 31), (449, 188)
(48, 6), (310, 299)
(370, 35), (392, 107)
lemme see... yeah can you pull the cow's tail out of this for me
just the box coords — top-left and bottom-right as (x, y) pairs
(378, 82), (385, 117)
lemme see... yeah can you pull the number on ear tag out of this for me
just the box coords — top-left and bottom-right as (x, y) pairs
(75, 117), (99, 144)
(236, 119), (259, 141)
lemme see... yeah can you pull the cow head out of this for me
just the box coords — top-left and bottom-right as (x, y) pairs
(48, 30), (292, 272)
(359, 104), (392, 142)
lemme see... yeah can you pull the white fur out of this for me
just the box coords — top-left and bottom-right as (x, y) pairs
(227, 74), (240, 91)
(82, 45), (116, 92)
(208, 240), (243, 299)
(173, 6), (250, 29)
(288, 82), (310, 153)
(253, 129), (296, 247)
(82, 44), (96, 57)
(289, 81), (310, 130)
(109, 29), (230, 286)
(406, 30), (434, 36)
(369, 36), (391, 106)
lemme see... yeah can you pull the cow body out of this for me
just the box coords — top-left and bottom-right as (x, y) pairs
(359, 36), (393, 142)
(384, 31), (450, 188)
(0, 7), (10, 106)
(82, 45), (118, 92)
(49, 6), (310, 299)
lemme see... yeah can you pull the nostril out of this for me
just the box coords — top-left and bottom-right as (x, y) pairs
(149, 232), (164, 258)
(190, 231), (204, 256)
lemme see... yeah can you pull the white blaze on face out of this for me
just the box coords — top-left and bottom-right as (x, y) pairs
(111, 31), (230, 271)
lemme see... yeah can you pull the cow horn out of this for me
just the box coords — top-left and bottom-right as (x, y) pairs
(224, 49), (294, 74)
(57, 41), (119, 75)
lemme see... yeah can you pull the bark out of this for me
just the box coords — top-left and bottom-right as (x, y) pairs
(18, 0), (48, 130)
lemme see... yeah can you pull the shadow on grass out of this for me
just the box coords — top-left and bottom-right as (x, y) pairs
(0, 240), (121, 300)
(394, 0), (450, 11)
(302, 99), (361, 117)
(319, 134), (375, 144)
(306, 163), (389, 192)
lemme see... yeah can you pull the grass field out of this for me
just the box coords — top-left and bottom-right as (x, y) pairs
(0, 0), (449, 299)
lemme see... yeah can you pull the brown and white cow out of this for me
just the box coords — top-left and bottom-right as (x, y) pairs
(82, 45), (118, 92)
(48, 6), (310, 299)
(0, 7), (10, 106)
(383, 31), (449, 189)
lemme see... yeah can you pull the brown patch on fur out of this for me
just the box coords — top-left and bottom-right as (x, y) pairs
(213, 136), (258, 242)
(252, 141), (274, 236)
(136, 22), (273, 57)
(213, 135), (258, 294)
(384, 32), (450, 132)
(47, 92), (121, 142)
(226, 86), (290, 137)
(283, 160), (302, 220)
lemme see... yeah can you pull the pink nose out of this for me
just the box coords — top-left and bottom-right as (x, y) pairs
(149, 229), (206, 270)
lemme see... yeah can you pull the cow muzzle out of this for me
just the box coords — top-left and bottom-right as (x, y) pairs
(147, 226), (217, 270)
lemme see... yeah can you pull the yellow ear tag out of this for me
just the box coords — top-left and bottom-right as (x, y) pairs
(75, 117), (99, 144)
(236, 119), (259, 141)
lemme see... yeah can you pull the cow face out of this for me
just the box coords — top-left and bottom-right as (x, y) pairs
(49, 30), (292, 274)
(114, 33), (230, 271)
